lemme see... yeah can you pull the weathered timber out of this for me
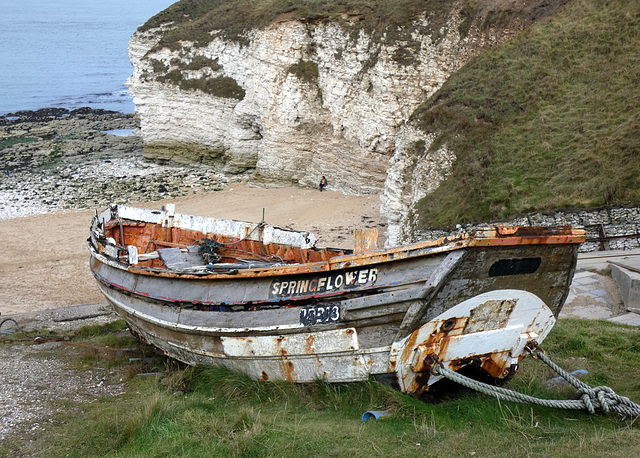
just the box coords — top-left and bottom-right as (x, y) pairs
(89, 203), (585, 395)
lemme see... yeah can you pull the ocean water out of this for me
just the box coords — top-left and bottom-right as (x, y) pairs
(0, 0), (176, 115)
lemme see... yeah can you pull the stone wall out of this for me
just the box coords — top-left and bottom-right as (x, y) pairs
(412, 207), (640, 252)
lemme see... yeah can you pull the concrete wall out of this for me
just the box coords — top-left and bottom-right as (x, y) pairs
(611, 264), (640, 313)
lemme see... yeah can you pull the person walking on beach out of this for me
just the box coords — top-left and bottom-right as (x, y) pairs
(319, 176), (327, 192)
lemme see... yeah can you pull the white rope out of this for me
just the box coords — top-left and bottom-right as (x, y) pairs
(433, 349), (640, 419)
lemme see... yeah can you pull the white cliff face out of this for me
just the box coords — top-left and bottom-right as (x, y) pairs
(127, 28), (258, 172)
(381, 128), (456, 246)
(127, 10), (506, 240)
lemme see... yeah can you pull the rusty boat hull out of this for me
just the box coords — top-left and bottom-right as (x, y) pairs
(88, 204), (585, 395)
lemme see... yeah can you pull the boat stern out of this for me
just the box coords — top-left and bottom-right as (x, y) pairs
(391, 289), (556, 397)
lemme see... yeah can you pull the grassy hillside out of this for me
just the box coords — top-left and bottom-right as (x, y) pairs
(139, 0), (563, 48)
(141, 0), (475, 47)
(411, 0), (640, 227)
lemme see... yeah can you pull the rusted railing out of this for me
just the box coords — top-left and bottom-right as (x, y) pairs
(583, 223), (640, 251)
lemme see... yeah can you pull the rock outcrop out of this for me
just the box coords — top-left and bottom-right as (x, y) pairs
(0, 109), (231, 219)
(381, 127), (456, 245)
(127, 1), (569, 245)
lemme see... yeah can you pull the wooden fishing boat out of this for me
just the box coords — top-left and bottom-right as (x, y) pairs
(88, 203), (585, 395)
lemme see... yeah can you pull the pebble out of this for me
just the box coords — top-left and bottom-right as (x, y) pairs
(0, 341), (125, 442)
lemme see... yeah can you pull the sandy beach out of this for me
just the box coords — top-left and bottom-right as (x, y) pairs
(0, 183), (384, 316)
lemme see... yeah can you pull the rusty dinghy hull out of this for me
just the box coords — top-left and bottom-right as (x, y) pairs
(88, 204), (585, 395)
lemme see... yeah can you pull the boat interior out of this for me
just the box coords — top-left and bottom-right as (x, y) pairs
(100, 217), (351, 271)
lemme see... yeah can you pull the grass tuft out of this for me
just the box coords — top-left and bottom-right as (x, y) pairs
(287, 60), (319, 84)
(0, 136), (39, 148)
(140, 0), (557, 50)
(156, 72), (246, 99)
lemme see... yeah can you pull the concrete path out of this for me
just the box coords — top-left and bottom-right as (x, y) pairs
(576, 248), (640, 271)
(563, 249), (640, 326)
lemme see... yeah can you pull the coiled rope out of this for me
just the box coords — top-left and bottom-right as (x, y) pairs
(433, 343), (640, 419)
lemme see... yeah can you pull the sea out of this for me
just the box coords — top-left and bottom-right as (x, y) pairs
(0, 0), (176, 116)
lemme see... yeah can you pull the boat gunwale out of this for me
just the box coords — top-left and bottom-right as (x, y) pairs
(89, 235), (465, 280)
(89, 228), (586, 281)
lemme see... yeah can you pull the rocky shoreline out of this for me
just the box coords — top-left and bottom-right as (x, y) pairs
(0, 108), (235, 219)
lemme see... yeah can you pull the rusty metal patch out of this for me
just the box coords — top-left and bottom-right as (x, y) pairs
(354, 228), (379, 253)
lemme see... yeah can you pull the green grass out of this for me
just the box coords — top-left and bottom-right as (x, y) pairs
(411, 0), (640, 227)
(1, 319), (638, 457)
(0, 136), (39, 148)
(287, 60), (319, 84)
(139, 0), (529, 49)
(149, 55), (241, 98)
(156, 72), (246, 99)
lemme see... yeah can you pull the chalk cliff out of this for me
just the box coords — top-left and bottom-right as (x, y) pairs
(127, 1), (566, 245)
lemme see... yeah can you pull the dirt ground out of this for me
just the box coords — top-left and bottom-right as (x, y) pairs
(0, 184), (384, 316)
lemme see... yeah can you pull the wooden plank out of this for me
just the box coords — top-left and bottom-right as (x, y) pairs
(354, 229), (379, 253)
(158, 247), (206, 270)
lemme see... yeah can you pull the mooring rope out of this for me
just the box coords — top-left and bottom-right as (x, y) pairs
(433, 346), (640, 419)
